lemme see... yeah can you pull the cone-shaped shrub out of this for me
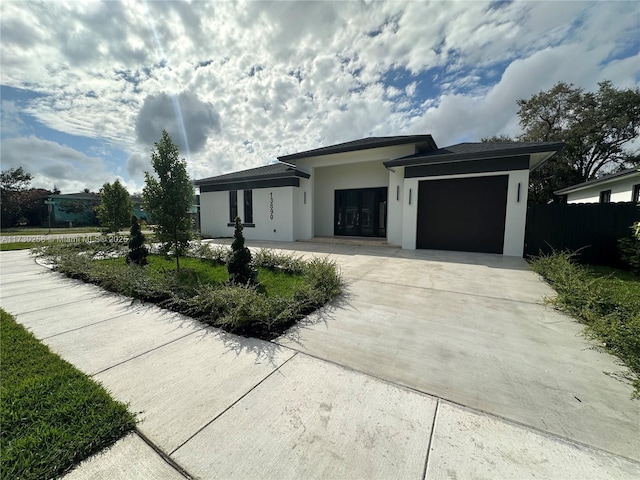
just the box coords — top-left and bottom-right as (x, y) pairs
(227, 217), (257, 285)
(126, 215), (148, 266)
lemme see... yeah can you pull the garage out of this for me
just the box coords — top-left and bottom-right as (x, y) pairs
(416, 175), (508, 254)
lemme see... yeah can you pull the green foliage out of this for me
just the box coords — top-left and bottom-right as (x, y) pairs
(143, 131), (193, 271)
(530, 251), (640, 396)
(126, 215), (148, 266)
(227, 217), (257, 285)
(0, 309), (135, 479)
(34, 243), (344, 339)
(95, 180), (133, 232)
(517, 81), (640, 203)
(619, 220), (640, 275)
(0, 168), (51, 228)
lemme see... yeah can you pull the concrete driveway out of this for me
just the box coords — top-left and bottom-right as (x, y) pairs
(231, 240), (639, 462)
(1, 244), (638, 478)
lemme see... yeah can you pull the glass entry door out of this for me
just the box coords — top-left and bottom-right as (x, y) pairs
(334, 187), (387, 237)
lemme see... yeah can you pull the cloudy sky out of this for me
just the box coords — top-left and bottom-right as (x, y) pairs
(1, 0), (638, 194)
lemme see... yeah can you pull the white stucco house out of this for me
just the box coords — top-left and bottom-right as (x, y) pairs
(554, 167), (640, 204)
(195, 135), (563, 256)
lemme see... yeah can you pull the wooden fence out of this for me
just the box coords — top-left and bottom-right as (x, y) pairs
(524, 202), (639, 266)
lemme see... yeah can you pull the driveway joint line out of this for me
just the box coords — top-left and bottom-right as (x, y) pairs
(41, 308), (150, 340)
(275, 346), (640, 465)
(169, 351), (299, 456)
(2, 294), (104, 316)
(134, 429), (194, 479)
(0, 283), (73, 299)
(422, 399), (439, 480)
(90, 329), (205, 377)
(351, 277), (546, 306)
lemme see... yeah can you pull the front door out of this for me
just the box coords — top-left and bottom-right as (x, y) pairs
(334, 187), (387, 237)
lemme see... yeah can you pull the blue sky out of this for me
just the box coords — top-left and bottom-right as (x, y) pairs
(1, 0), (638, 193)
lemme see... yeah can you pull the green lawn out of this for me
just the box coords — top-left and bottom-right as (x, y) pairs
(530, 253), (640, 396)
(0, 226), (101, 236)
(0, 309), (136, 479)
(0, 242), (47, 251)
(99, 255), (306, 298)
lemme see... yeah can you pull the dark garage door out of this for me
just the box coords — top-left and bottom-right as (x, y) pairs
(416, 175), (508, 254)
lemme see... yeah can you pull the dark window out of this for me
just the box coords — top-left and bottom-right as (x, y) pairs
(599, 190), (611, 203)
(229, 190), (238, 222)
(633, 184), (640, 203)
(243, 190), (253, 224)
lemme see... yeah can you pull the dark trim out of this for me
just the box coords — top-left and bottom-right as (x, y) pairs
(227, 223), (255, 228)
(385, 142), (564, 168)
(554, 167), (640, 195)
(405, 156), (529, 178)
(194, 169), (310, 187)
(279, 135), (437, 162)
(200, 177), (301, 192)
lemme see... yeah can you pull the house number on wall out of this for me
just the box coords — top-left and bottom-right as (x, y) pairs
(270, 192), (274, 220)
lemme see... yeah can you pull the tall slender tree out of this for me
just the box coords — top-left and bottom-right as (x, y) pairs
(143, 130), (193, 271)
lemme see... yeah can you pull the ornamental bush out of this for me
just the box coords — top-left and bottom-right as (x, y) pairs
(227, 217), (257, 285)
(619, 220), (640, 275)
(126, 215), (148, 266)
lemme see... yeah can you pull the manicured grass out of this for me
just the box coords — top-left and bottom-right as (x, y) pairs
(530, 253), (640, 396)
(99, 255), (307, 299)
(0, 242), (47, 251)
(37, 243), (343, 339)
(0, 309), (136, 479)
(0, 226), (101, 236)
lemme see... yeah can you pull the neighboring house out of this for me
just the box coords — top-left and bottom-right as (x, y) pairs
(554, 167), (640, 204)
(50, 193), (101, 226)
(49, 193), (149, 226)
(195, 135), (563, 256)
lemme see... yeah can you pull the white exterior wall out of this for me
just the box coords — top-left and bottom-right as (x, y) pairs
(401, 170), (530, 256)
(387, 166), (405, 246)
(199, 191), (229, 238)
(295, 145), (416, 238)
(199, 187), (295, 241)
(293, 177), (313, 240)
(567, 175), (640, 203)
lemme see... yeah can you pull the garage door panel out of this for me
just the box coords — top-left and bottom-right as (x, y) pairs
(416, 176), (508, 254)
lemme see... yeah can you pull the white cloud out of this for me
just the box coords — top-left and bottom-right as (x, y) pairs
(0, 0), (637, 187)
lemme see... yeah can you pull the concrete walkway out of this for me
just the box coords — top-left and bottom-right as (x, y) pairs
(1, 248), (638, 479)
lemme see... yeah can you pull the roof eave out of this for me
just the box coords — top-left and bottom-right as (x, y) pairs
(194, 169), (309, 187)
(554, 168), (640, 195)
(384, 143), (565, 168)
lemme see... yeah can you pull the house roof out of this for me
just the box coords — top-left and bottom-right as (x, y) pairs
(554, 167), (640, 195)
(193, 163), (310, 187)
(49, 192), (101, 200)
(384, 141), (565, 168)
(278, 135), (438, 163)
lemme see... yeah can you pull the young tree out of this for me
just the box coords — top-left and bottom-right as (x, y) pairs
(227, 216), (257, 285)
(95, 180), (133, 232)
(143, 130), (193, 271)
(126, 215), (148, 266)
(517, 81), (640, 202)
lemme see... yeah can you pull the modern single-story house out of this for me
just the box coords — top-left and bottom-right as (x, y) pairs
(554, 167), (640, 204)
(195, 135), (563, 256)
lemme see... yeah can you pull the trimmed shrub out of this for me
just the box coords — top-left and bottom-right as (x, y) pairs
(227, 217), (257, 285)
(126, 215), (148, 266)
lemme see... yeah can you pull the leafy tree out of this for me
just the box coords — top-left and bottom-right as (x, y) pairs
(517, 81), (640, 202)
(227, 216), (257, 285)
(0, 167), (48, 227)
(143, 130), (193, 271)
(126, 215), (148, 266)
(95, 180), (133, 232)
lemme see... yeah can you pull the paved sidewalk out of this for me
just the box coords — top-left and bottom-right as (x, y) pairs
(1, 249), (638, 479)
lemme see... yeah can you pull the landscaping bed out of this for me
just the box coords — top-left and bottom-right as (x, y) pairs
(0, 309), (135, 480)
(530, 251), (640, 396)
(34, 241), (343, 340)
